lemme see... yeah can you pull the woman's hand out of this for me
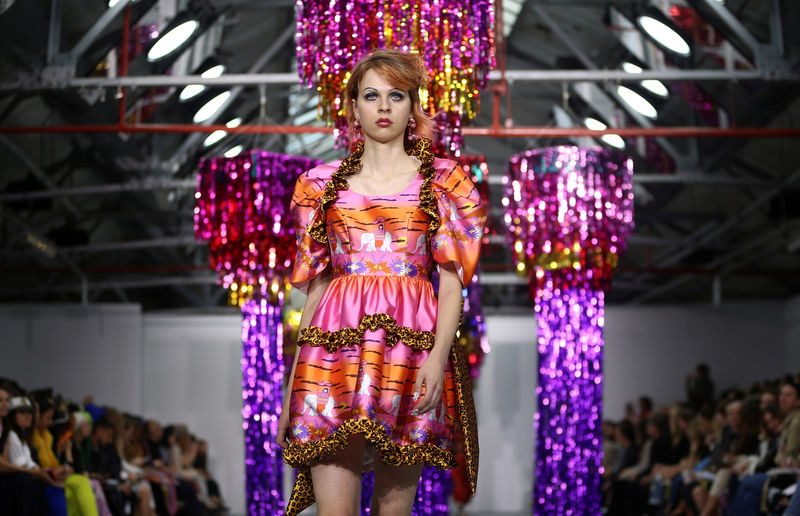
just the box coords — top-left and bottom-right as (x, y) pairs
(277, 401), (291, 449)
(413, 353), (447, 415)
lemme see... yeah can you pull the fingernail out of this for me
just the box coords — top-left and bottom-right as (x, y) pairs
(413, 392), (419, 401)
(411, 409), (419, 416)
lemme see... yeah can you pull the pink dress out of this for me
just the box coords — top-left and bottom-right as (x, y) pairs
(282, 139), (485, 514)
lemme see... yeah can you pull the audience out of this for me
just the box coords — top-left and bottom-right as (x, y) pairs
(0, 379), (226, 515)
(605, 367), (800, 516)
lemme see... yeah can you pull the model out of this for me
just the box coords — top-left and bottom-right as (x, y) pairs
(277, 49), (485, 515)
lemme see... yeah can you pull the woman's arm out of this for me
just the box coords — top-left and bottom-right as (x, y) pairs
(277, 268), (333, 448)
(414, 261), (462, 415)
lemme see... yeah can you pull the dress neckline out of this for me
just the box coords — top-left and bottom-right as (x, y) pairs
(344, 155), (423, 197)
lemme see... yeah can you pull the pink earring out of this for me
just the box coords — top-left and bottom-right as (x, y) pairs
(408, 117), (416, 129)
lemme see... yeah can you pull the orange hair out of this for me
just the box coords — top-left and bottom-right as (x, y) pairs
(345, 49), (435, 144)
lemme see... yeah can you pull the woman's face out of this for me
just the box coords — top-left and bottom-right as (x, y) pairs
(39, 408), (53, 429)
(14, 409), (32, 429)
(351, 68), (413, 145)
(0, 389), (10, 418)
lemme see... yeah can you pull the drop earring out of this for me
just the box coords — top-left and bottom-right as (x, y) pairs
(408, 117), (416, 129)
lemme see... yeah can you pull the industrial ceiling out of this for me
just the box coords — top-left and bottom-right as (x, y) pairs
(1, 0), (799, 312)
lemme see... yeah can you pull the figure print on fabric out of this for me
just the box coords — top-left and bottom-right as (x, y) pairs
(283, 139), (486, 515)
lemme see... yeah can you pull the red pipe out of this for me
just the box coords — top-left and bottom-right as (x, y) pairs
(1, 123), (798, 138)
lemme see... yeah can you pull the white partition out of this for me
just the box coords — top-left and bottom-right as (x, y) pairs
(141, 313), (245, 515)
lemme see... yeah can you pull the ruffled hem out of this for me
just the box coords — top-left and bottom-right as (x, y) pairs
(283, 419), (458, 515)
(300, 313), (436, 352)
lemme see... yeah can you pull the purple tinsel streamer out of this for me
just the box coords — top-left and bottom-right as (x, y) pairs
(242, 296), (285, 515)
(504, 147), (634, 514)
(195, 151), (322, 515)
(359, 467), (450, 515)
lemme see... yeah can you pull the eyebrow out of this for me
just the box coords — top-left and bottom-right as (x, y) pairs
(362, 87), (404, 93)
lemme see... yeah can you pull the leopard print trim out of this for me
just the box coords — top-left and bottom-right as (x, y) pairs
(283, 419), (459, 515)
(306, 138), (440, 254)
(299, 313), (436, 353)
(284, 311), (479, 515)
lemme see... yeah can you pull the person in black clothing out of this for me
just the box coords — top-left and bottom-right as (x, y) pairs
(686, 364), (715, 413)
(608, 414), (674, 516)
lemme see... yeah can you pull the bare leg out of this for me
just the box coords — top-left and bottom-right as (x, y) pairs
(700, 495), (720, 516)
(311, 434), (365, 516)
(371, 460), (423, 516)
(692, 485), (709, 515)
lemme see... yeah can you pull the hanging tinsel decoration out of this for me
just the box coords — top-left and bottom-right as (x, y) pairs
(296, 0), (496, 154)
(195, 151), (322, 306)
(195, 151), (322, 515)
(503, 146), (634, 515)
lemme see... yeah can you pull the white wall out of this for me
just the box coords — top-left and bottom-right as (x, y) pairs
(786, 295), (800, 370)
(0, 304), (143, 413)
(141, 314), (245, 515)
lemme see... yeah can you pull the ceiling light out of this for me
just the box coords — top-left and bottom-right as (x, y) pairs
(617, 85), (657, 119)
(583, 117), (607, 131)
(201, 65), (225, 79)
(636, 13), (691, 57)
(583, 117), (625, 150)
(622, 62), (643, 74)
(178, 64), (225, 102)
(641, 79), (669, 97)
(179, 84), (206, 101)
(601, 134), (626, 149)
(223, 145), (244, 158)
(193, 91), (231, 123)
(225, 117), (242, 128)
(108, 0), (137, 6)
(203, 130), (227, 147)
(147, 20), (200, 61)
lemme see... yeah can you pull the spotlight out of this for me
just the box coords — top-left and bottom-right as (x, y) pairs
(223, 145), (244, 158)
(203, 130), (227, 147)
(617, 85), (658, 119)
(179, 63), (226, 102)
(147, 19), (200, 61)
(193, 91), (231, 123)
(620, 61), (669, 98)
(635, 8), (692, 58)
(582, 117), (625, 150)
(202, 118), (243, 147)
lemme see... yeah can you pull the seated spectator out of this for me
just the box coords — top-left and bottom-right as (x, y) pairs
(32, 399), (103, 516)
(88, 417), (154, 516)
(0, 386), (49, 516)
(695, 397), (760, 516)
(727, 379), (800, 515)
(192, 439), (225, 511)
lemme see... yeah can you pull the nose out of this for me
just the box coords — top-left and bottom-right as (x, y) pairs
(378, 96), (390, 113)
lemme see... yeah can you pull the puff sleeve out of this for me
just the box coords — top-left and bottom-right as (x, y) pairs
(430, 161), (486, 286)
(289, 165), (333, 294)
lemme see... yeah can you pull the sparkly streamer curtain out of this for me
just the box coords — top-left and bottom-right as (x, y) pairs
(503, 147), (634, 515)
(296, 0), (495, 154)
(195, 151), (322, 515)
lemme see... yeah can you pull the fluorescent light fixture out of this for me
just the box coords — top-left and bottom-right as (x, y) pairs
(193, 91), (231, 123)
(636, 15), (691, 57)
(601, 134), (626, 149)
(178, 65), (226, 102)
(583, 117), (607, 131)
(201, 65), (225, 79)
(225, 117), (242, 128)
(622, 62), (643, 74)
(641, 79), (669, 97)
(108, 0), (137, 6)
(583, 117), (625, 149)
(203, 130), (227, 147)
(147, 20), (200, 61)
(617, 85), (657, 119)
(223, 145), (244, 158)
(179, 84), (206, 101)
